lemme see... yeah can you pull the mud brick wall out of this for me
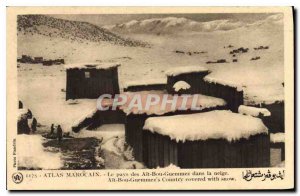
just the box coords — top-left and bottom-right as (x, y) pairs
(166, 72), (243, 112)
(66, 67), (120, 100)
(143, 132), (270, 168)
(123, 84), (166, 92)
(167, 72), (210, 94)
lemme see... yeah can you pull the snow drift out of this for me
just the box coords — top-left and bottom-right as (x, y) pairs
(17, 134), (63, 169)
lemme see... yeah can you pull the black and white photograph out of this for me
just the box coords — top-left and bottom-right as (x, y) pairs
(6, 6), (294, 190)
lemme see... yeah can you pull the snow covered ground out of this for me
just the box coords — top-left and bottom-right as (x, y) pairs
(18, 14), (283, 105)
(73, 124), (125, 142)
(18, 64), (97, 132)
(73, 124), (144, 169)
(17, 134), (63, 169)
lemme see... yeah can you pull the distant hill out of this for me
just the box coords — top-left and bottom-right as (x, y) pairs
(104, 14), (283, 35)
(17, 15), (148, 47)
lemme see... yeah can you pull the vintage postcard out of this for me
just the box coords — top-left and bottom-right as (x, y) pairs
(7, 7), (294, 190)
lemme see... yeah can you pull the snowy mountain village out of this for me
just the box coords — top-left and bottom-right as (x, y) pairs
(17, 14), (285, 170)
(18, 61), (284, 169)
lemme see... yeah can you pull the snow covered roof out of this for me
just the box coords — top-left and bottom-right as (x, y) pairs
(238, 105), (271, 117)
(270, 133), (285, 143)
(65, 62), (120, 70)
(165, 66), (210, 77)
(244, 84), (284, 105)
(204, 74), (283, 104)
(123, 78), (167, 89)
(204, 75), (243, 91)
(72, 108), (98, 129)
(120, 91), (226, 115)
(59, 99), (98, 132)
(143, 110), (268, 142)
(173, 81), (191, 92)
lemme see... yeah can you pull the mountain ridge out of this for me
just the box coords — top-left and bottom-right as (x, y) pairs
(18, 15), (148, 47)
(104, 14), (283, 35)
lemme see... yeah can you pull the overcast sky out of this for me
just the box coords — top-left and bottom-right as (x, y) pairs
(51, 13), (274, 26)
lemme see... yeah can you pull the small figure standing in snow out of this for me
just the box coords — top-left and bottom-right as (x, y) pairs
(27, 109), (33, 119)
(50, 124), (54, 134)
(31, 117), (37, 133)
(57, 125), (63, 142)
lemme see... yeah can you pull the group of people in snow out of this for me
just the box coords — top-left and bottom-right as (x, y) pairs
(49, 124), (63, 142)
(19, 100), (64, 142)
(18, 100), (38, 135)
(31, 117), (37, 132)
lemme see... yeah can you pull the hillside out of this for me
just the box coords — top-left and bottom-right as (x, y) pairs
(104, 14), (283, 35)
(17, 15), (148, 47)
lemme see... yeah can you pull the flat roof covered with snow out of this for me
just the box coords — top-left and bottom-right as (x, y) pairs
(143, 110), (268, 142)
(65, 62), (120, 70)
(204, 75), (243, 91)
(244, 84), (284, 105)
(123, 78), (167, 89)
(119, 91), (226, 115)
(165, 66), (210, 77)
(238, 105), (271, 117)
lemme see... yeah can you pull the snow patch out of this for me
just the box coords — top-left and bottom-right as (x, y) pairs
(157, 164), (180, 169)
(270, 133), (285, 143)
(125, 20), (139, 27)
(244, 84), (284, 105)
(238, 105), (271, 117)
(17, 134), (63, 169)
(100, 133), (145, 169)
(102, 137), (121, 156)
(73, 124), (125, 142)
(119, 161), (144, 169)
(173, 81), (191, 92)
(164, 17), (188, 27)
(143, 110), (268, 142)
